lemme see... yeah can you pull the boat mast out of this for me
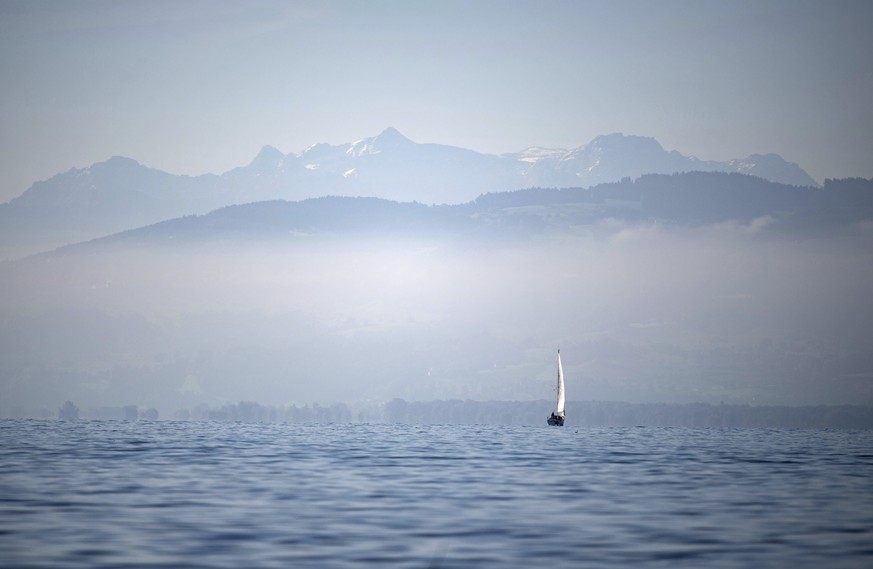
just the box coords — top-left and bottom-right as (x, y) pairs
(556, 349), (565, 417)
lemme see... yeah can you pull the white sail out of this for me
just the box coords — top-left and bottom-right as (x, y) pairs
(555, 350), (565, 417)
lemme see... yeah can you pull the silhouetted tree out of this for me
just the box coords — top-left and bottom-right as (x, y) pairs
(141, 408), (159, 421)
(58, 400), (79, 420)
(123, 405), (138, 421)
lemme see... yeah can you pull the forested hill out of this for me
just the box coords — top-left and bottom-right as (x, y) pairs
(92, 172), (872, 247)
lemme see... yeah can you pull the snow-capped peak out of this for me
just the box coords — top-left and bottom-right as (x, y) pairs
(509, 146), (568, 164)
(347, 127), (414, 157)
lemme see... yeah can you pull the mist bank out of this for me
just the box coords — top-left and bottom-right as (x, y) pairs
(2, 226), (871, 413)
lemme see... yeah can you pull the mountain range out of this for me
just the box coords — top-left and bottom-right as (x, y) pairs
(0, 129), (818, 258)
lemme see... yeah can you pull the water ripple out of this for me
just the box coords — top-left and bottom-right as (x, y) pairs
(1, 421), (871, 568)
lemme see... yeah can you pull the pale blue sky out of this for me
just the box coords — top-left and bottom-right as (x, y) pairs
(1, 0), (871, 202)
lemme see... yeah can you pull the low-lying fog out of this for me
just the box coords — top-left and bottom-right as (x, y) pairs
(2, 219), (872, 415)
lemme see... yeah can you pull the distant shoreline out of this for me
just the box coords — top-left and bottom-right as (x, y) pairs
(7, 399), (873, 429)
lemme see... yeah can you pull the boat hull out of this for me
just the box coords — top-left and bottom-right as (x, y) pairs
(547, 415), (564, 426)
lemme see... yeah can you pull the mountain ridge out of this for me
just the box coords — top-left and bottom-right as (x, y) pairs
(0, 129), (822, 258)
(41, 173), (871, 260)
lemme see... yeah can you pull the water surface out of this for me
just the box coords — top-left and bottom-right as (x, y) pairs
(1, 420), (871, 568)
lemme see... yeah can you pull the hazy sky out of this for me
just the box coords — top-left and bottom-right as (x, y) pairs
(1, 0), (872, 203)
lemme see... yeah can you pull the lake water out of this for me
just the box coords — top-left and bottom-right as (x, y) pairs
(1, 420), (871, 568)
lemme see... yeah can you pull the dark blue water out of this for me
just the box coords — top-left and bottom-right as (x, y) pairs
(1, 420), (871, 568)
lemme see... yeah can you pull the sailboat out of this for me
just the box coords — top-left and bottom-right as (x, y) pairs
(547, 349), (565, 426)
